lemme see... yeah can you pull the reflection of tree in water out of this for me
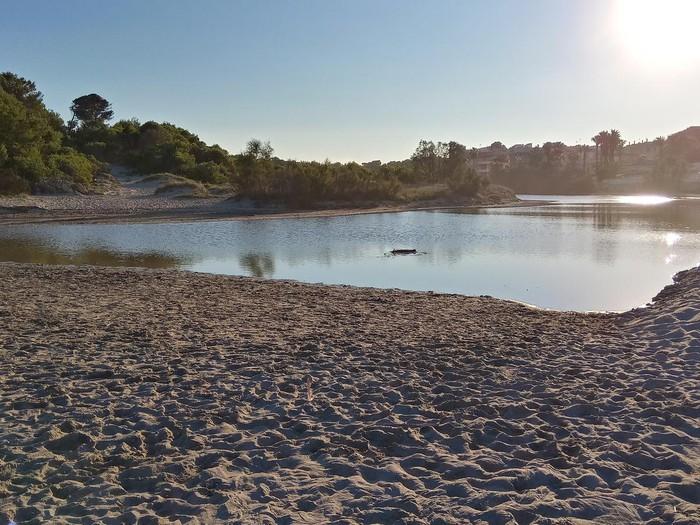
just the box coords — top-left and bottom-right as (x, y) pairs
(592, 201), (700, 232)
(239, 253), (275, 278)
(0, 238), (183, 268)
(592, 204), (621, 230)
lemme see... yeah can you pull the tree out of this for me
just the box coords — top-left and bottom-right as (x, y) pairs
(0, 74), (101, 194)
(468, 147), (479, 167)
(445, 141), (468, 177)
(446, 164), (483, 197)
(591, 129), (626, 179)
(609, 129), (625, 163)
(411, 140), (440, 181)
(591, 133), (602, 170)
(0, 72), (43, 107)
(593, 129), (625, 168)
(243, 139), (273, 161)
(236, 139), (274, 195)
(598, 131), (611, 166)
(542, 141), (566, 169)
(580, 144), (591, 174)
(70, 94), (114, 128)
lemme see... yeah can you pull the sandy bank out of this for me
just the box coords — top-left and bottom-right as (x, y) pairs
(1, 263), (698, 524)
(0, 193), (529, 226)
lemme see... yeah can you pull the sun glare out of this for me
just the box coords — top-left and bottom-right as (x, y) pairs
(616, 195), (673, 205)
(613, 0), (700, 71)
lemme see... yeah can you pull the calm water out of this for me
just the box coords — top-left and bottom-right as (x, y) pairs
(1, 195), (699, 311)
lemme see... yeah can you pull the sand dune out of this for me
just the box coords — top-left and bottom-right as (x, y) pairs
(0, 263), (698, 524)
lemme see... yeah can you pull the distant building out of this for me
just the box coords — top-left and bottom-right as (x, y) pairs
(508, 143), (534, 165)
(472, 143), (512, 176)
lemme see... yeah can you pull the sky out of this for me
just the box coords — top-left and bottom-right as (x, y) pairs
(2, 0), (699, 162)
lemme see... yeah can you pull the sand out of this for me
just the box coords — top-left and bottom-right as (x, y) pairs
(0, 194), (531, 226)
(0, 192), (270, 225)
(0, 263), (698, 524)
(0, 170), (523, 226)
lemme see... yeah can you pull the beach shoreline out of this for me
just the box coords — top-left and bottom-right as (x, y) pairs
(0, 192), (535, 226)
(1, 262), (698, 524)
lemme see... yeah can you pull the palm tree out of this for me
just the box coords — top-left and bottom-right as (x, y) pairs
(580, 144), (591, 174)
(592, 133), (603, 170)
(609, 129), (625, 163)
(599, 131), (612, 166)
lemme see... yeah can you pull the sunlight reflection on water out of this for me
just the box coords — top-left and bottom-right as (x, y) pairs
(517, 194), (675, 205)
(616, 195), (674, 205)
(664, 232), (681, 247)
(0, 195), (699, 311)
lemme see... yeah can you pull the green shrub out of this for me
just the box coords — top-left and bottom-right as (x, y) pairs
(14, 148), (49, 183)
(238, 158), (401, 207)
(0, 169), (30, 194)
(48, 148), (97, 185)
(78, 141), (108, 159)
(446, 165), (483, 197)
(154, 179), (207, 197)
(184, 162), (229, 184)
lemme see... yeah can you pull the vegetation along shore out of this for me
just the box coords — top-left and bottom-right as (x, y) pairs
(0, 72), (516, 214)
(3, 71), (699, 220)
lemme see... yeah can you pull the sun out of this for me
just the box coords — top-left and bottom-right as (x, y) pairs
(613, 0), (700, 71)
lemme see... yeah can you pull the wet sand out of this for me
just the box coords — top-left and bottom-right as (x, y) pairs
(1, 263), (698, 524)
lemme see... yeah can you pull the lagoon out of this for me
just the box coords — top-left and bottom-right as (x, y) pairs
(1, 195), (699, 311)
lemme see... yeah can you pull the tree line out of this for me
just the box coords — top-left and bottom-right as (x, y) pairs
(2, 71), (697, 200)
(490, 127), (699, 193)
(0, 71), (493, 204)
(408, 140), (485, 195)
(650, 132), (699, 187)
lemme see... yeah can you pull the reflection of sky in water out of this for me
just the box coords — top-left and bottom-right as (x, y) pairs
(1, 196), (699, 311)
(517, 194), (675, 205)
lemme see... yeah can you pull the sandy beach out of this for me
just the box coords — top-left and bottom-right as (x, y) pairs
(1, 263), (698, 524)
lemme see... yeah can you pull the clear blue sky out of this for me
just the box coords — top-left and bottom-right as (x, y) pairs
(2, 0), (699, 161)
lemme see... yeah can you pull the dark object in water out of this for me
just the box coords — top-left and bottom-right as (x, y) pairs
(391, 249), (417, 255)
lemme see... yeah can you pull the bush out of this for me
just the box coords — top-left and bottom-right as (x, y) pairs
(78, 141), (109, 159)
(0, 169), (30, 194)
(154, 178), (207, 197)
(14, 148), (49, 183)
(184, 161), (228, 184)
(446, 165), (483, 197)
(48, 148), (98, 185)
(238, 159), (401, 207)
(97, 121), (238, 185)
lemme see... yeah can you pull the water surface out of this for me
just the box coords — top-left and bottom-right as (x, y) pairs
(1, 195), (699, 311)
